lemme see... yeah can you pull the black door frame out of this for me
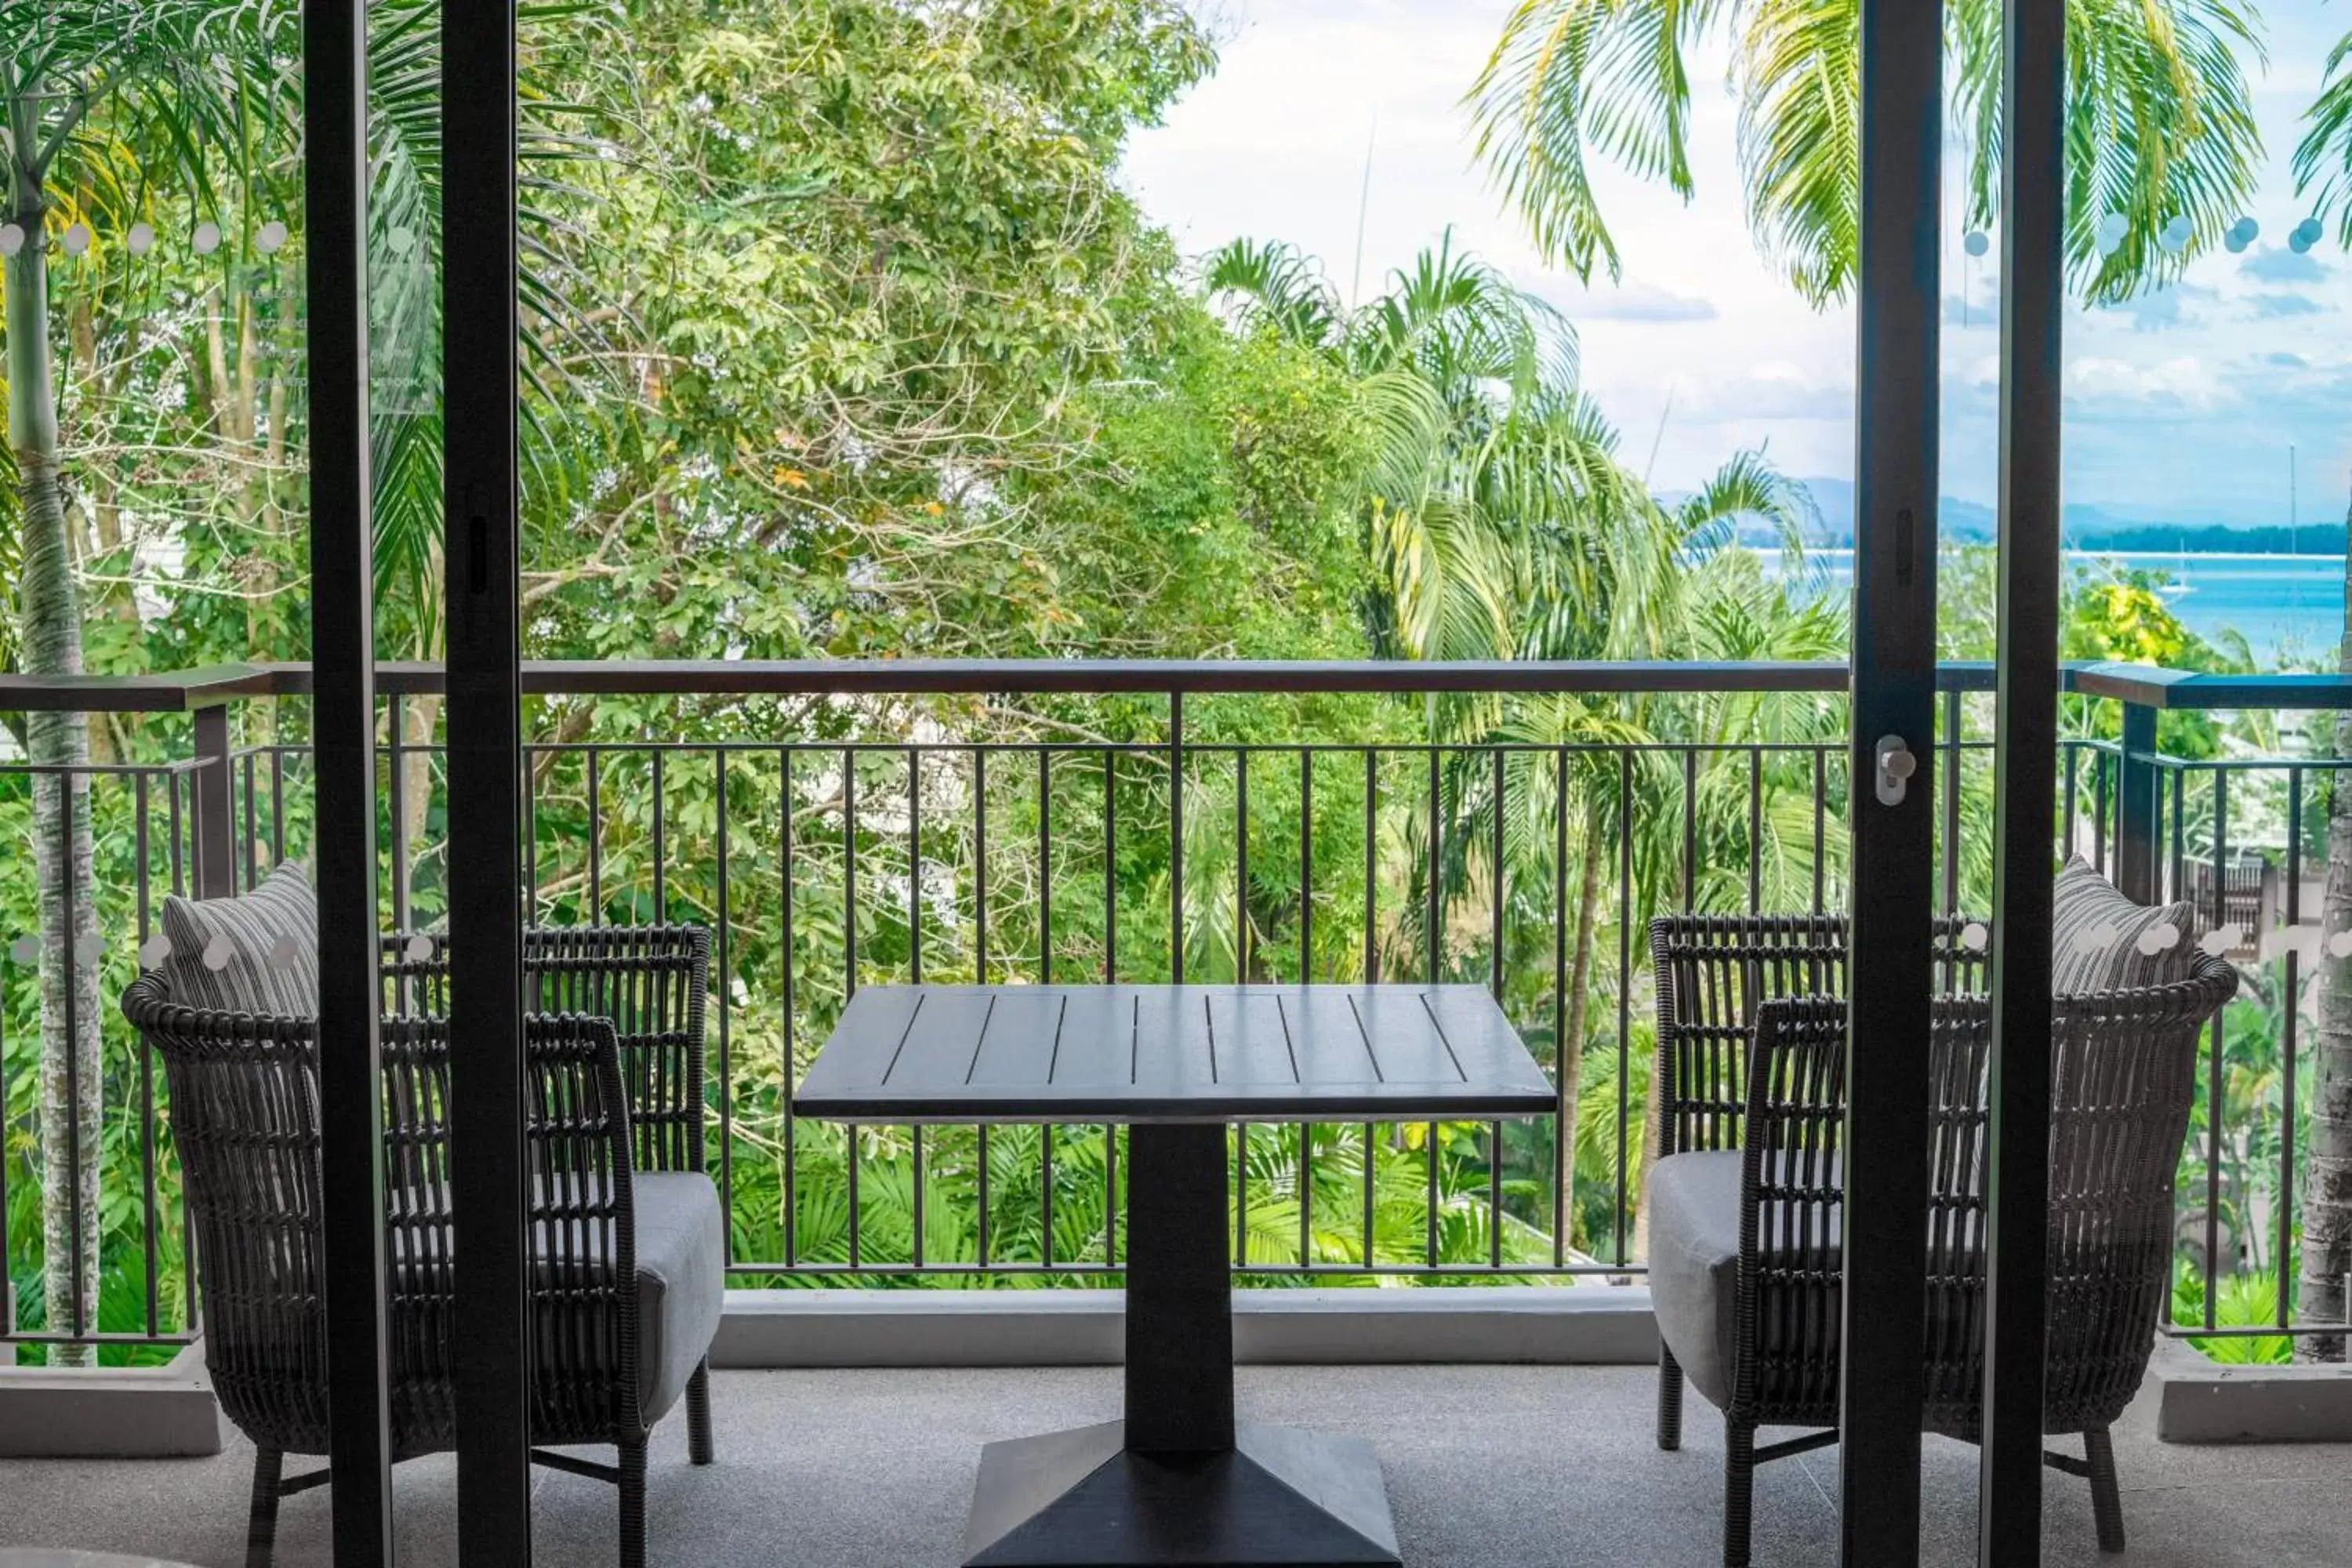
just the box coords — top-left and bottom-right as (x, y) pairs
(308, 0), (393, 1561)
(443, 1), (535, 1563)
(1842, 0), (1943, 1559)
(1980, 0), (2066, 1558)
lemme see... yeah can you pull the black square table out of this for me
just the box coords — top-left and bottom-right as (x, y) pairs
(795, 983), (1557, 1566)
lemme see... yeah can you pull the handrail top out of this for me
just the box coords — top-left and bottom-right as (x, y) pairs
(2, 655), (2345, 713)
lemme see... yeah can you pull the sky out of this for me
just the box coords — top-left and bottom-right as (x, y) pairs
(1120, 0), (2352, 532)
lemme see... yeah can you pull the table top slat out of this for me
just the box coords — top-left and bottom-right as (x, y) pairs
(1348, 987), (1462, 1087)
(1044, 988), (1135, 1090)
(1205, 991), (1298, 1086)
(883, 989), (998, 1089)
(1132, 989), (1216, 1094)
(967, 988), (1068, 1088)
(1283, 989), (1383, 1085)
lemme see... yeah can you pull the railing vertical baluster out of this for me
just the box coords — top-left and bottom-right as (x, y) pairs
(1682, 749), (1699, 908)
(1299, 749), (1313, 975)
(270, 746), (288, 866)
(1039, 749), (1052, 985)
(1363, 750), (1378, 982)
(1, 829), (9, 1327)
(242, 750), (258, 891)
(169, 769), (186, 897)
(61, 775), (86, 1339)
(1105, 1124), (1118, 1267)
(652, 749), (669, 918)
(1366, 749), (1380, 1269)
(1747, 745), (1763, 912)
(388, 696), (409, 932)
(2093, 749), (2111, 876)
(975, 749), (989, 983)
(1490, 747), (1504, 1000)
(1487, 746), (1505, 1270)
(2171, 767), (2185, 902)
(1617, 749), (1634, 1267)
(847, 751), (863, 1267)
(1426, 742), (1440, 1267)
(909, 746), (924, 982)
(1300, 748), (1314, 1267)
(1813, 747), (1828, 914)
(137, 773), (159, 1335)
(2205, 768), (2229, 1326)
(586, 749), (603, 924)
(1102, 750), (1114, 981)
(2063, 746), (2080, 861)
(1553, 746), (1569, 1268)
(524, 746), (541, 918)
(716, 749), (734, 1261)
(781, 749), (797, 1269)
(844, 750), (858, 996)
(1236, 750), (1250, 980)
(1940, 688), (1962, 913)
(2281, 766), (2302, 1329)
(1235, 746), (1251, 1271)
(1170, 690), (1185, 983)
(909, 746), (925, 1270)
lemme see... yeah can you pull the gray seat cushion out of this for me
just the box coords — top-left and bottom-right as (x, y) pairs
(157, 862), (318, 1015)
(1647, 1151), (1757, 1409)
(630, 1171), (725, 1422)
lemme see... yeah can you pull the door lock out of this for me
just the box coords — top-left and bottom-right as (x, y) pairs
(1874, 735), (1917, 806)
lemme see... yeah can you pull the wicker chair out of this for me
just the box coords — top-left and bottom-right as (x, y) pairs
(124, 924), (719, 1568)
(1645, 913), (2234, 1566)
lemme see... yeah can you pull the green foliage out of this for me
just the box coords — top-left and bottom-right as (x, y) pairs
(1468, 0), (2265, 306)
(2173, 1269), (2295, 1365)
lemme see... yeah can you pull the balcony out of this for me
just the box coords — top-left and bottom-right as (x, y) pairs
(3, 658), (2349, 1565)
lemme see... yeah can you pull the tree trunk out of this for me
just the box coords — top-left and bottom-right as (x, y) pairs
(1557, 808), (1604, 1254)
(2302, 495), (2352, 1362)
(9, 215), (103, 1370)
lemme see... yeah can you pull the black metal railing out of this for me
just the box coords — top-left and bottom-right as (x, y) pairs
(2, 656), (2343, 1353)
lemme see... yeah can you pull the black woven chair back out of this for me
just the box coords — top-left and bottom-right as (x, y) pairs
(123, 975), (638, 1460)
(1648, 913), (1986, 1159)
(381, 925), (708, 1176)
(1734, 954), (2234, 1436)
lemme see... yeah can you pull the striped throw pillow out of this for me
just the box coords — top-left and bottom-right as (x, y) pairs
(157, 862), (320, 1016)
(2050, 855), (2198, 995)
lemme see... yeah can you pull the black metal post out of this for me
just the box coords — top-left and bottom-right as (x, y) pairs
(1979, 0), (2064, 1555)
(307, 0), (393, 1559)
(2114, 702), (2159, 903)
(1842, 0), (1942, 1559)
(191, 705), (234, 900)
(445, 1), (532, 1559)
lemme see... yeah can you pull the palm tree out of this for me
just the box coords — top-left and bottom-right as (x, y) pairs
(4, 0), (297, 1366)
(1208, 235), (1813, 1252)
(1468, 0), (2266, 306)
(2288, 29), (2352, 1364)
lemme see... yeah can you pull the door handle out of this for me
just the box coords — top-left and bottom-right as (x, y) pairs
(1874, 735), (1917, 807)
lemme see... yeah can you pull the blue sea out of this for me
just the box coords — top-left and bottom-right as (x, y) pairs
(1778, 550), (2345, 666)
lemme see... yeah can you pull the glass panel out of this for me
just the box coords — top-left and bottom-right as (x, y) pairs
(3, 2), (304, 1370)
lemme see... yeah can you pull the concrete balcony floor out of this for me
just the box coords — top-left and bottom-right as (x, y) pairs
(2, 1363), (2347, 1566)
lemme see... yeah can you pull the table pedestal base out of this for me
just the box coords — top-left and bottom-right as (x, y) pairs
(961, 1419), (1401, 1566)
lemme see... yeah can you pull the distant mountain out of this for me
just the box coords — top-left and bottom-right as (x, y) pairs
(1747, 477), (2343, 553)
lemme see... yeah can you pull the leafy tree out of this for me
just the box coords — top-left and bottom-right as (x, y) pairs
(4, 0), (296, 1365)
